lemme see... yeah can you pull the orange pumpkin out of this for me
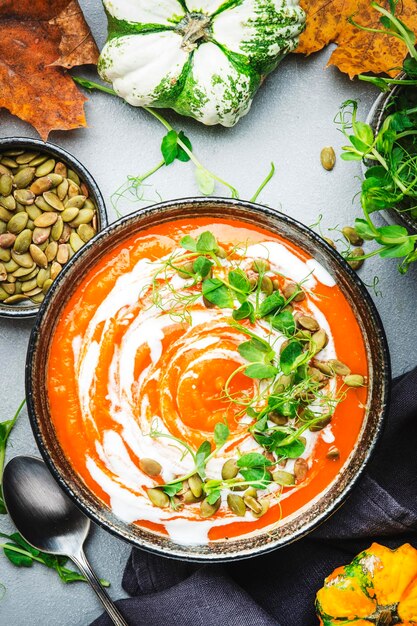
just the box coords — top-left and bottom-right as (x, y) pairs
(316, 543), (417, 625)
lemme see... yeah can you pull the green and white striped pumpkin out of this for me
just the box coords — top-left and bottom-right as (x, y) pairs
(99, 0), (306, 127)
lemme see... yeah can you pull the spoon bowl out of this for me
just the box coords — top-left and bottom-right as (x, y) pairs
(3, 455), (129, 626)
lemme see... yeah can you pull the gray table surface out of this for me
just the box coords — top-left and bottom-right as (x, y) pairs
(1, 2), (417, 624)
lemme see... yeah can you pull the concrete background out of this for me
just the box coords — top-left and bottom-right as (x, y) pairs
(1, 1), (416, 624)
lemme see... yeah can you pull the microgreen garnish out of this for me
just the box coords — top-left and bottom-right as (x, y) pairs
(73, 77), (277, 216)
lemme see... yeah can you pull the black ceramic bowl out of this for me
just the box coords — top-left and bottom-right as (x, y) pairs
(0, 137), (107, 319)
(26, 198), (390, 562)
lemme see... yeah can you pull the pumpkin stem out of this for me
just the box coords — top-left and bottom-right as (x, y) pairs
(179, 14), (211, 52)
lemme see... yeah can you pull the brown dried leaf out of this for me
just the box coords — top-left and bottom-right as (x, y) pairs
(0, 0), (99, 139)
(295, 0), (416, 78)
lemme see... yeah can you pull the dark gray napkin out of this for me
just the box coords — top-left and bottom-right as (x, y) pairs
(92, 368), (417, 626)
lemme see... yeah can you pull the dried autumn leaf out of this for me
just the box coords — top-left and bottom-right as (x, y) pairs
(0, 0), (99, 140)
(295, 0), (417, 78)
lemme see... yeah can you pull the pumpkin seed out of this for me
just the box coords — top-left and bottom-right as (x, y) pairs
(31, 293), (45, 304)
(45, 241), (58, 262)
(273, 374), (293, 394)
(56, 244), (69, 265)
(244, 488), (258, 499)
(324, 237), (337, 249)
(35, 159), (55, 177)
(67, 180), (80, 198)
(272, 278), (280, 291)
(1, 157), (17, 168)
(13, 264), (36, 278)
(3, 150), (23, 157)
(342, 226), (364, 247)
(252, 258), (270, 273)
(55, 162), (68, 177)
(139, 458), (162, 477)
(59, 224), (71, 243)
(1, 283), (15, 295)
(326, 446), (340, 460)
(43, 191), (64, 212)
(183, 490), (201, 504)
(297, 315), (320, 332)
(147, 488), (169, 508)
(26, 205), (42, 221)
(0, 195), (16, 211)
(24, 286), (42, 297)
(11, 251), (34, 268)
(78, 224), (95, 243)
(320, 146), (336, 171)
(50, 261), (62, 280)
(62, 207), (79, 223)
(261, 275), (273, 295)
(294, 458), (308, 483)
(309, 416), (332, 432)
(37, 267), (50, 288)
(0, 233), (16, 249)
(243, 495), (262, 514)
(69, 232), (84, 252)
(272, 470), (295, 486)
(343, 374), (365, 387)
(311, 329), (328, 354)
(16, 152), (38, 164)
(283, 282), (306, 302)
(4, 259), (19, 273)
(188, 474), (203, 498)
(269, 411), (288, 426)
(32, 227), (51, 245)
(222, 459), (239, 480)
(29, 244), (48, 269)
(0, 248), (11, 262)
(67, 169), (80, 185)
(84, 199), (96, 211)
(47, 174), (63, 187)
(4, 294), (28, 304)
(0, 174), (13, 196)
(65, 195), (86, 209)
(348, 248), (365, 271)
(35, 196), (54, 212)
(200, 497), (221, 518)
(8, 212), (29, 234)
(21, 278), (38, 293)
(28, 155), (48, 167)
(0, 222), (6, 235)
(50, 216), (64, 241)
(57, 178), (69, 200)
(251, 499), (270, 518)
(0, 287), (8, 301)
(14, 189), (35, 206)
(0, 263), (6, 281)
(42, 279), (53, 294)
(14, 167), (35, 189)
(0, 207), (14, 222)
(327, 360), (351, 376)
(69, 208), (94, 227)
(13, 229), (33, 254)
(227, 494), (246, 517)
(34, 212), (58, 228)
(30, 176), (53, 195)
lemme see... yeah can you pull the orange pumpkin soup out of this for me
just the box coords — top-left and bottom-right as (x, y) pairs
(47, 218), (368, 545)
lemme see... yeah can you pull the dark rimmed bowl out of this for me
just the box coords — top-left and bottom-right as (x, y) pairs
(26, 198), (390, 562)
(0, 137), (108, 319)
(365, 74), (417, 233)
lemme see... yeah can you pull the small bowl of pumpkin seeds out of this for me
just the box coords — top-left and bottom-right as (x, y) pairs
(0, 137), (107, 318)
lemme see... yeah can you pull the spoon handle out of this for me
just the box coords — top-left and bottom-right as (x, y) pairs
(71, 549), (129, 626)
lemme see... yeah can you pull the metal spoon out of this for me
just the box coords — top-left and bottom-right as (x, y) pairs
(3, 455), (129, 626)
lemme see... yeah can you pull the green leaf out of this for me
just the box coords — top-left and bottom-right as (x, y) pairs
(9, 533), (39, 557)
(379, 239), (415, 258)
(353, 122), (374, 147)
(202, 278), (234, 308)
(244, 363), (278, 379)
(365, 166), (388, 180)
(161, 483), (183, 497)
(237, 453), (273, 468)
(270, 311), (296, 336)
(280, 341), (304, 375)
(233, 301), (255, 322)
(196, 441), (212, 479)
(267, 396), (298, 419)
(349, 134), (370, 153)
(404, 57), (417, 78)
(206, 490), (221, 505)
(193, 256), (213, 278)
(258, 292), (285, 317)
(180, 235), (197, 252)
(239, 467), (271, 488)
(341, 151), (363, 162)
(196, 231), (218, 253)
(375, 225), (409, 245)
(3, 544), (33, 567)
(238, 338), (269, 363)
(354, 219), (377, 241)
(176, 131), (192, 162)
(228, 269), (251, 295)
(161, 130), (179, 165)
(214, 422), (229, 448)
(195, 167), (215, 195)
